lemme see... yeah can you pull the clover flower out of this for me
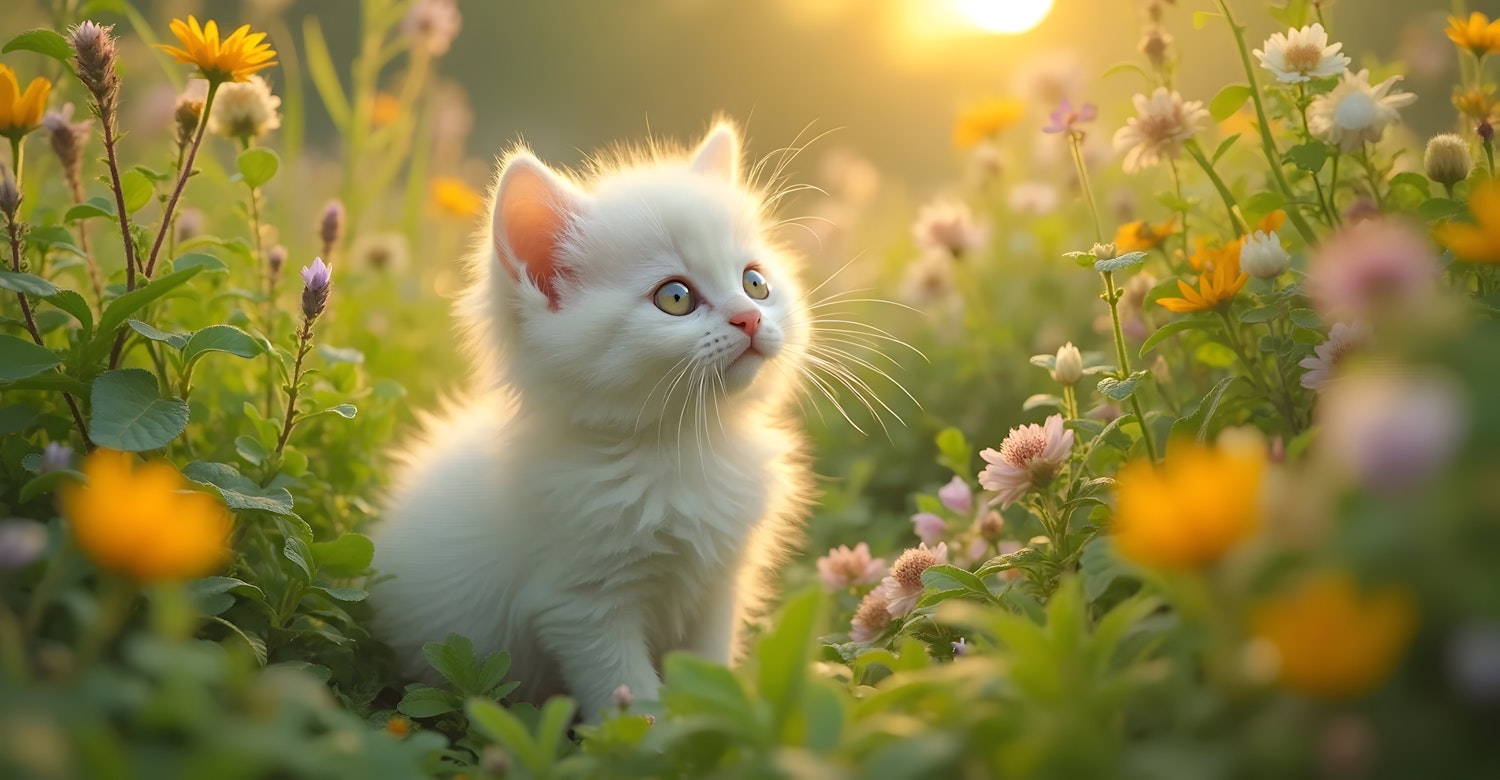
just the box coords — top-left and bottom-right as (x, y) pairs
(815, 542), (885, 590)
(1318, 366), (1467, 492)
(1254, 23), (1351, 83)
(978, 414), (1073, 509)
(1240, 230), (1289, 279)
(1307, 69), (1416, 152)
(207, 74), (281, 140)
(880, 542), (948, 617)
(850, 590), (893, 642)
(1423, 134), (1472, 191)
(1113, 88), (1207, 173)
(1297, 321), (1370, 391)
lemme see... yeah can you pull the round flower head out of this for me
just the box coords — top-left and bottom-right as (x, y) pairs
(1306, 69), (1416, 152)
(912, 197), (989, 259)
(815, 542), (885, 590)
(1240, 230), (1290, 280)
(1423, 133), (1472, 187)
(403, 0), (463, 56)
(879, 542), (948, 617)
(1254, 23), (1351, 83)
(207, 74), (281, 140)
(1113, 88), (1208, 173)
(1307, 218), (1437, 320)
(978, 414), (1073, 509)
(1298, 321), (1370, 391)
(850, 590), (894, 642)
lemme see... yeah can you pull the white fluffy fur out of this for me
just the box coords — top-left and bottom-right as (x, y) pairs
(370, 123), (813, 719)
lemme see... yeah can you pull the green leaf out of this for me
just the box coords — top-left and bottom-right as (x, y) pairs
(283, 536), (315, 580)
(1289, 308), (1323, 330)
(0, 335), (62, 381)
(1419, 197), (1467, 221)
(1209, 84), (1252, 122)
(26, 226), (84, 257)
(1390, 172), (1430, 198)
(1192, 10), (1223, 29)
(1097, 371), (1149, 401)
(3, 29), (73, 61)
(64, 197), (116, 222)
(1282, 141), (1330, 174)
(315, 586), (367, 602)
(1239, 304), (1280, 323)
(934, 426), (972, 477)
(1211, 133), (1242, 164)
(1100, 61), (1150, 84)
(171, 252), (229, 273)
(0, 271), (59, 297)
(756, 589), (822, 732)
(467, 699), (544, 773)
(302, 16), (351, 129)
(475, 651), (514, 695)
(1169, 376), (1243, 448)
(397, 686), (461, 718)
(234, 435), (266, 466)
(120, 169), (154, 214)
(44, 290), (93, 334)
(236, 148), (280, 189)
(183, 324), (265, 364)
(88, 369), (188, 451)
(424, 633), (479, 692)
(1022, 393), (1062, 412)
(1093, 251), (1146, 272)
(1028, 353), (1056, 370)
(309, 533), (375, 578)
(182, 461), (298, 517)
(20, 469), (85, 502)
(1139, 317), (1215, 357)
(1245, 190), (1286, 214)
(127, 319), (191, 350)
(89, 265), (204, 359)
(921, 564), (991, 598)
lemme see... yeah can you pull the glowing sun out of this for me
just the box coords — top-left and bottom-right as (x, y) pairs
(953, 0), (1054, 34)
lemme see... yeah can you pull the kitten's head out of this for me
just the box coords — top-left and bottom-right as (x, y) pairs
(467, 122), (808, 430)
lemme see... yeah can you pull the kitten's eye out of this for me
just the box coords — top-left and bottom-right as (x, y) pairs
(742, 268), (770, 300)
(653, 281), (696, 316)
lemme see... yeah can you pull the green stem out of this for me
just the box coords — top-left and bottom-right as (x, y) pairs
(143, 80), (221, 279)
(1213, 0), (1318, 245)
(1216, 310), (1298, 432)
(1169, 158), (1191, 268)
(1327, 151), (1343, 222)
(1359, 145), (1386, 211)
(1185, 139), (1249, 236)
(1103, 270), (1159, 463)
(273, 318), (316, 456)
(1068, 131), (1105, 244)
(9, 136), (23, 187)
(1296, 83), (1336, 227)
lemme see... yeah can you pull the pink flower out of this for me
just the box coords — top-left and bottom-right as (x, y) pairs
(937, 476), (974, 514)
(978, 414), (1074, 509)
(912, 197), (989, 258)
(1319, 366), (1467, 492)
(850, 590), (893, 643)
(815, 542), (885, 590)
(880, 542), (949, 617)
(911, 512), (946, 546)
(1299, 321), (1371, 391)
(1308, 219), (1438, 321)
(1042, 98), (1097, 134)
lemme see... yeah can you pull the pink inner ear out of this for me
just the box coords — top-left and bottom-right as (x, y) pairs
(498, 164), (574, 309)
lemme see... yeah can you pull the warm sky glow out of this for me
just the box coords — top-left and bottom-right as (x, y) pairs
(952, 0), (1055, 34)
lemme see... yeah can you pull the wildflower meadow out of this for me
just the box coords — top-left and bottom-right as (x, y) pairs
(3, 0), (1500, 777)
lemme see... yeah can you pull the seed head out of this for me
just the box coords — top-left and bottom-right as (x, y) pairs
(1424, 133), (1472, 186)
(69, 22), (121, 127)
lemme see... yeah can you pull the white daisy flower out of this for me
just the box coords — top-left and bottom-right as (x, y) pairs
(1254, 23), (1351, 84)
(1112, 88), (1209, 173)
(1306, 69), (1416, 152)
(1298, 321), (1371, 391)
(207, 75), (281, 140)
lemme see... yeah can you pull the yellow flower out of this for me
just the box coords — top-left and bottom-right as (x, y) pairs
(157, 16), (278, 83)
(1114, 216), (1178, 253)
(431, 176), (484, 218)
(1158, 239), (1248, 313)
(371, 93), (401, 127)
(1187, 236), (1239, 272)
(61, 449), (232, 583)
(1453, 87), (1496, 123)
(1250, 572), (1416, 699)
(0, 64), (52, 137)
(1435, 177), (1500, 263)
(1446, 12), (1500, 58)
(1112, 442), (1263, 569)
(954, 98), (1024, 150)
(1255, 209), (1286, 234)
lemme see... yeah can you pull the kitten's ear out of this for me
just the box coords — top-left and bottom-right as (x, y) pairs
(690, 123), (740, 183)
(493, 152), (583, 309)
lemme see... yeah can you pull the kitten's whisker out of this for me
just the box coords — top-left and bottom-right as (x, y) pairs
(806, 297), (925, 315)
(803, 353), (898, 435)
(808, 344), (921, 411)
(810, 334), (901, 365)
(654, 358), (695, 447)
(636, 355), (693, 431)
(794, 365), (867, 435)
(767, 356), (825, 427)
(798, 256), (865, 303)
(804, 324), (927, 360)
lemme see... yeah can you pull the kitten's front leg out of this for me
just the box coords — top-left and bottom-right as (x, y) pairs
(685, 575), (739, 666)
(538, 605), (660, 721)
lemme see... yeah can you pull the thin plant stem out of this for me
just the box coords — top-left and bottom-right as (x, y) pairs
(1068, 131), (1105, 244)
(1169, 158), (1191, 268)
(1359, 144), (1386, 210)
(274, 317), (316, 456)
(1215, 309), (1298, 432)
(1213, 0), (1318, 245)
(143, 80), (221, 279)
(1327, 151), (1343, 222)
(98, 104), (137, 290)
(1184, 140), (1250, 235)
(1296, 83), (1336, 226)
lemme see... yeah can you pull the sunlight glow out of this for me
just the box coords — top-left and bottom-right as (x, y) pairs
(952, 0), (1054, 34)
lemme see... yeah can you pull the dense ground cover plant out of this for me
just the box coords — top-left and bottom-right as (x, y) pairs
(2, 0), (1500, 777)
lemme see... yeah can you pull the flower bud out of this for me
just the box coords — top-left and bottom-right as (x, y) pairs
(1424, 133), (1472, 187)
(1139, 26), (1172, 71)
(40, 442), (73, 473)
(0, 165), (20, 218)
(299, 257), (333, 322)
(267, 245), (287, 275)
(612, 684), (632, 710)
(69, 21), (121, 127)
(1480, 120), (1496, 144)
(1091, 242), (1116, 261)
(1240, 230), (1290, 279)
(320, 200), (345, 253)
(951, 637), (969, 657)
(911, 512), (946, 546)
(0, 519), (47, 570)
(480, 746), (511, 776)
(937, 476), (973, 514)
(174, 208), (203, 243)
(1051, 341), (1083, 385)
(174, 98), (204, 149)
(976, 511), (1004, 543)
(43, 104), (92, 195)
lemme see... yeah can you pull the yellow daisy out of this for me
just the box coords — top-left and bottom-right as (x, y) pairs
(953, 97), (1025, 150)
(1158, 241), (1248, 313)
(0, 64), (52, 137)
(1114, 216), (1178, 254)
(1446, 12), (1500, 58)
(156, 16), (278, 83)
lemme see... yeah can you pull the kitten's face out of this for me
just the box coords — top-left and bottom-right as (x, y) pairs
(489, 126), (807, 429)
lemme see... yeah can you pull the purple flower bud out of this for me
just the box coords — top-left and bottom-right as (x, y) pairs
(40, 442), (73, 473)
(911, 512), (946, 546)
(1480, 120), (1495, 144)
(0, 519), (48, 570)
(937, 476), (973, 514)
(951, 637), (968, 657)
(0, 165), (19, 217)
(320, 200), (344, 252)
(300, 257), (333, 321)
(268, 245), (287, 275)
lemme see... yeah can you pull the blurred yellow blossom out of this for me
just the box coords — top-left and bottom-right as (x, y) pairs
(61, 449), (232, 583)
(1114, 216), (1178, 253)
(1112, 442), (1263, 569)
(1250, 572), (1416, 699)
(953, 98), (1024, 150)
(1188, 236), (1241, 272)
(1256, 210), (1286, 234)
(1445, 12), (1500, 58)
(1435, 177), (1500, 263)
(157, 16), (278, 83)
(0, 64), (52, 137)
(1159, 242), (1248, 312)
(1453, 87), (1496, 123)
(371, 93), (401, 127)
(431, 176), (484, 218)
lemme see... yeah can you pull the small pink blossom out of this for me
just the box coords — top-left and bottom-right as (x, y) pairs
(1308, 219), (1438, 320)
(815, 542), (885, 591)
(1042, 98), (1097, 134)
(612, 684), (633, 709)
(977, 414), (1074, 509)
(912, 197), (989, 258)
(850, 590), (893, 643)
(1319, 366), (1467, 492)
(937, 476), (973, 514)
(880, 542), (948, 617)
(1299, 321), (1371, 391)
(911, 513), (946, 546)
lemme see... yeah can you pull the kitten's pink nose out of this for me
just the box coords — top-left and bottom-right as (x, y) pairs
(729, 310), (761, 340)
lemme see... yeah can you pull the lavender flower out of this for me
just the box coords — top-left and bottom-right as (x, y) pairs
(320, 199), (344, 255)
(300, 257), (332, 321)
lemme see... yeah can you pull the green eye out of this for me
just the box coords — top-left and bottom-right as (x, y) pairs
(743, 268), (770, 300)
(653, 281), (695, 315)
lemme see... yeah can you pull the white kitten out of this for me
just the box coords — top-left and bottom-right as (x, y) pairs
(370, 123), (813, 718)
